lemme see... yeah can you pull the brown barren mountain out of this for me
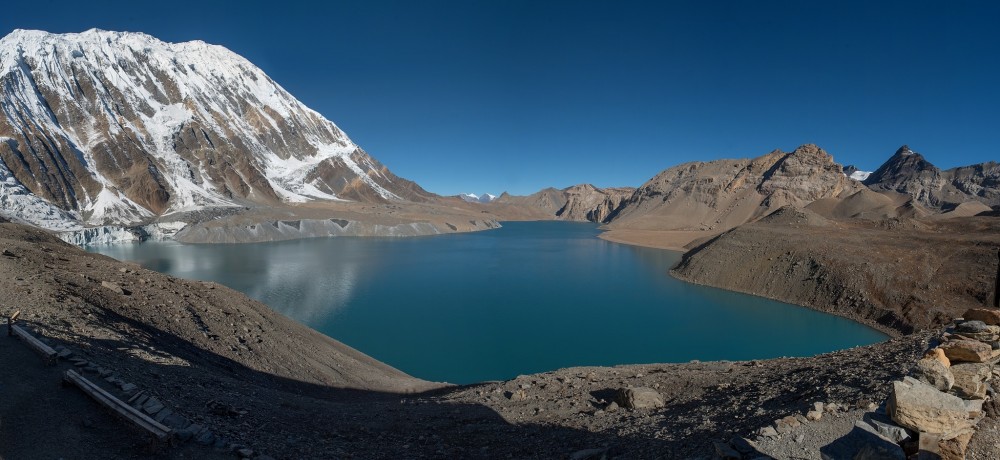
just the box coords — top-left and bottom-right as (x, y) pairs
(488, 184), (635, 222)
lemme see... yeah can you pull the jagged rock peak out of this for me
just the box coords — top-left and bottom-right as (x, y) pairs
(896, 145), (914, 156)
(790, 143), (828, 157)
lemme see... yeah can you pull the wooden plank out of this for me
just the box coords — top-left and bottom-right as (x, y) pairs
(63, 370), (173, 441)
(6, 310), (19, 336)
(11, 324), (57, 364)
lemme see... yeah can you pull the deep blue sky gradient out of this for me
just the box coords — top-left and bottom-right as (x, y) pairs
(2, 1), (997, 195)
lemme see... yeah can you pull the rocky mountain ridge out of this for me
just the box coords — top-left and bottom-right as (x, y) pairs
(865, 145), (1000, 210)
(489, 184), (635, 223)
(0, 29), (433, 231)
(605, 144), (863, 233)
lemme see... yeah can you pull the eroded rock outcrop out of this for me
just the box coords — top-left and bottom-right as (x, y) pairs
(605, 144), (863, 232)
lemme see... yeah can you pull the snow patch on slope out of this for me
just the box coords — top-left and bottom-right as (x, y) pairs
(849, 171), (872, 181)
(0, 154), (82, 230)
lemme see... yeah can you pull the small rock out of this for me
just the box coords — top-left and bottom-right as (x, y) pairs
(163, 413), (191, 430)
(120, 383), (138, 393)
(154, 408), (173, 423)
(923, 347), (951, 368)
(101, 281), (125, 295)
(950, 362), (992, 400)
(806, 410), (823, 421)
(614, 387), (665, 410)
(819, 421), (905, 460)
(963, 308), (1000, 326)
(862, 412), (914, 444)
(713, 441), (741, 459)
(730, 437), (757, 454)
(956, 320), (991, 334)
(824, 402), (839, 413)
(604, 401), (619, 413)
(237, 448), (254, 458)
(758, 426), (779, 438)
(506, 389), (527, 401)
(794, 433), (804, 443)
(813, 402), (824, 413)
(775, 415), (801, 434)
(886, 377), (976, 435)
(955, 331), (1000, 342)
(911, 357), (955, 391)
(940, 340), (992, 363)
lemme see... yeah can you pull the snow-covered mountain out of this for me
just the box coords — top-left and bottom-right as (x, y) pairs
(0, 29), (432, 229)
(842, 165), (872, 182)
(459, 193), (496, 203)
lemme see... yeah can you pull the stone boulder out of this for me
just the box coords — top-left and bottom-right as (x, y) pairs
(950, 363), (992, 400)
(956, 320), (993, 334)
(614, 387), (665, 410)
(819, 421), (905, 460)
(911, 357), (954, 391)
(886, 377), (976, 438)
(940, 340), (992, 363)
(962, 308), (1000, 326)
(923, 347), (951, 367)
(862, 412), (913, 444)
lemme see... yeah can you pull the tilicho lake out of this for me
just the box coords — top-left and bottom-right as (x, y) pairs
(90, 221), (888, 384)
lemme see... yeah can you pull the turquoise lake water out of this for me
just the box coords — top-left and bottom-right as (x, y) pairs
(89, 221), (888, 384)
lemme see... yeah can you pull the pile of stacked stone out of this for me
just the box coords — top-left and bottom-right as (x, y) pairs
(871, 308), (1000, 459)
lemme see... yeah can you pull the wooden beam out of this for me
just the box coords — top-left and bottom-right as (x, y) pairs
(6, 310), (19, 336)
(63, 370), (173, 441)
(11, 324), (56, 365)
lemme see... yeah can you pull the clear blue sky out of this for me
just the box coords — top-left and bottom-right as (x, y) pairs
(2, 1), (997, 196)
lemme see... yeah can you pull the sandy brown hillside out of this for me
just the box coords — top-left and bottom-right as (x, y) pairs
(672, 209), (1000, 335)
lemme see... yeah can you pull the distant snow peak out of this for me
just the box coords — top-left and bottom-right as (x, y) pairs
(460, 193), (497, 203)
(843, 165), (872, 182)
(849, 171), (872, 181)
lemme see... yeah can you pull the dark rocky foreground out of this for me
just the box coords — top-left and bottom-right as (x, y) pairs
(1, 219), (999, 459)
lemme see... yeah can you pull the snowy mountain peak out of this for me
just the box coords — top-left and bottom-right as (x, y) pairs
(0, 29), (431, 229)
(460, 193), (497, 203)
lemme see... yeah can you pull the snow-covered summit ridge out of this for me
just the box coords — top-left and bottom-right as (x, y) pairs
(460, 193), (497, 203)
(0, 29), (416, 229)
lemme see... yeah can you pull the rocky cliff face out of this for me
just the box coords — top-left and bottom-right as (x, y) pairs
(0, 29), (432, 229)
(607, 144), (862, 232)
(555, 184), (635, 222)
(491, 184), (635, 223)
(865, 146), (1000, 210)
